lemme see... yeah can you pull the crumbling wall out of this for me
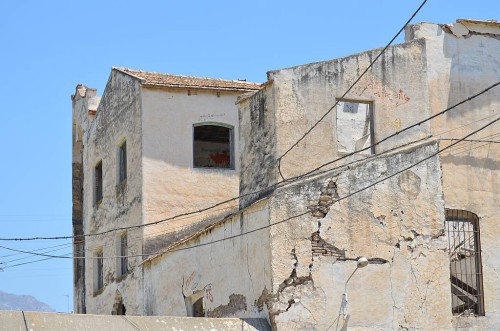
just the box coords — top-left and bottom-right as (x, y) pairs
(264, 141), (451, 330)
(143, 199), (271, 321)
(413, 20), (500, 330)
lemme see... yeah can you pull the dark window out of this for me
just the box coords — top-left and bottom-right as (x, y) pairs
(95, 250), (104, 291)
(95, 161), (103, 204)
(118, 141), (127, 183)
(119, 233), (128, 276)
(445, 209), (485, 316)
(336, 100), (374, 155)
(116, 302), (126, 315)
(193, 297), (204, 317)
(193, 124), (233, 169)
(112, 300), (126, 315)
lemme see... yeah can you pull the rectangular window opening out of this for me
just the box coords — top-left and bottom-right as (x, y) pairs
(118, 233), (128, 276)
(193, 124), (233, 169)
(94, 249), (104, 292)
(445, 209), (485, 316)
(118, 141), (127, 184)
(95, 161), (103, 204)
(336, 100), (374, 155)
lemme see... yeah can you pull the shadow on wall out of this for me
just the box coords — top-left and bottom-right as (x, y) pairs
(443, 30), (498, 119)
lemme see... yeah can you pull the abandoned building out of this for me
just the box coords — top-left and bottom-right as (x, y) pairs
(72, 19), (499, 330)
(71, 68), (260, 314)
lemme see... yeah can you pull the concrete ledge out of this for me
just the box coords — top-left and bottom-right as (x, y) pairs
(0, 311), (271, 331)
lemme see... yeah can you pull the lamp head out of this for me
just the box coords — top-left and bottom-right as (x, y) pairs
(357, 257), (369, 268)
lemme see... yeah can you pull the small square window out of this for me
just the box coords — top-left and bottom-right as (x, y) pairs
(336, 100), (374, 155)
(94, 161), (103, 204)
(193, 124), (233, 169)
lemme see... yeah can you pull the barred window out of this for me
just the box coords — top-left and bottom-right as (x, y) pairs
(445, 209), (485, 316)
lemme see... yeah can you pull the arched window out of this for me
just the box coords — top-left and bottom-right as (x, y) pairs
(193, 124), (234, 169)
(445, 209), (484, 316)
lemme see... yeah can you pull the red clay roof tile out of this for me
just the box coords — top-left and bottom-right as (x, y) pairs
(114, 67), (261, 91)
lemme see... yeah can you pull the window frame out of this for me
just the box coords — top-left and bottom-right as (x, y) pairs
(117, 232), (128, 277)
(192, 122), (234, 170)
(117, 140), (127, 185)
(445, 209), (485, 316)
(335, 98), (375, 155)
(94, 161), (103, 205)
(94, 249), (104, 292)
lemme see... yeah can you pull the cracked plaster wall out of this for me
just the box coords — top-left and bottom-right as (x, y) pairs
(143, 199), (271, 320)
(236, 21), (499, 330)
(265, 141), (451, 330)
(411, 21), (500, 330)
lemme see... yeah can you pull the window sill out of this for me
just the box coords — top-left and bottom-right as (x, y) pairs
(94, 199), (102, 208)
(193, 166), (236, 171)
(115, 272), (129, 283)
(93, 288), (104, 297)
(116, 179), (127, 195)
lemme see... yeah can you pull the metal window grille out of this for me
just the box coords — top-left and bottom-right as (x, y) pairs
(96, 250), (103, 290)
(95, 162), (103, 203)
(120, 234), (128, 276)
(119, 142), (127, 183)
(445, 209), (485, 316)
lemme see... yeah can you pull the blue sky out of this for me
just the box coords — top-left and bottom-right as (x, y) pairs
(0, 0), (498, 313)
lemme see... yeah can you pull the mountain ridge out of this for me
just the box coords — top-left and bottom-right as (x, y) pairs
(0, 290), (54, 312)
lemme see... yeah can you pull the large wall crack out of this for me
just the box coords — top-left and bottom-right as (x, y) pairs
(258, 248), (314, 330)
(311, 231), (345, 258)
(308, 179), (339, 218)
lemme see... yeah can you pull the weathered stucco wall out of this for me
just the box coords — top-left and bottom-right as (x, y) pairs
(81, 70), (144, 315)
(236, 21), (500, 329)
(409, 21), (500, 330)
(238, 86), (277, 209)
(141, 87), (242, 254)
(267, 39), (430, 180)
(264, 141), (450, 330)
(143, 199), (271, 320)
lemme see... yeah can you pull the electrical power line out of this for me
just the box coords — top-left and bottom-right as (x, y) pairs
(292, 82), (500, 181)
(2, 115), (497, 268)
(0, 253), (72, 270)
(276, 0), (429, 178)
(0, 0), (432, 245)
(1, 79), (496, 243)
(0, 242), (71, 258)
(0, 244), (72, 265)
